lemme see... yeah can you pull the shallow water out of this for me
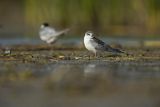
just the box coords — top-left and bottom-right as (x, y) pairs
(0, 60), (160, 107)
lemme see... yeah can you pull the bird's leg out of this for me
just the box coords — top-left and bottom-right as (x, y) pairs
(95, 52), (97, 58)
(87, 52), (91, 60)
(89, 54), (91, 60)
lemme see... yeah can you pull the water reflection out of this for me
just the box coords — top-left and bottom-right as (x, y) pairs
(84, 63), (97, 77)
(0, 61), (160, 107)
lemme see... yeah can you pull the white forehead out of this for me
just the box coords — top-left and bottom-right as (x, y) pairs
(40, 24), (45, 29)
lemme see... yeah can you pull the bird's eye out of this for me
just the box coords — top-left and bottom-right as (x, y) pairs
(87, 33), (90, 35)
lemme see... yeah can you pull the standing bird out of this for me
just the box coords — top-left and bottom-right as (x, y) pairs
(84, 31), (125, 57)
(39, 22), (69, 44)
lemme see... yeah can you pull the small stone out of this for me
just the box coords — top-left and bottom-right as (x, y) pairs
(58, 55), (65, 59)
(75, 57), (82, 60)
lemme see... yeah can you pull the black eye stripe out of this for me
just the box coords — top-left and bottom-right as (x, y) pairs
(87, 33), (93, 35)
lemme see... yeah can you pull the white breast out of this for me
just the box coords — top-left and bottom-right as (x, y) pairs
(84, 35), (96, 53)
(39, 27), (57, 43)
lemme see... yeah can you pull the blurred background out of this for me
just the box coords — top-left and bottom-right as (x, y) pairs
(0, 0), (160, 38)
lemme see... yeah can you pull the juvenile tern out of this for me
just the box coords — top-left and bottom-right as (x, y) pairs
(84, 31), (124, 57)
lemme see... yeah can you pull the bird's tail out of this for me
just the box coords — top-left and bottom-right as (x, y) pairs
(62, 28), (70, 34)
(108, 47), (124, 53)
(106, 46), (130, 55)
(56, 28), (70, 36)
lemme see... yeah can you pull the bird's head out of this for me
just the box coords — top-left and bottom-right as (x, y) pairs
(41, 22), (49, 28)
(85, 31), (94, 38)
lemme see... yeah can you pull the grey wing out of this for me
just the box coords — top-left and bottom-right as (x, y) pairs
(91, 36), (124, 53)
(91, 37), (106, 51)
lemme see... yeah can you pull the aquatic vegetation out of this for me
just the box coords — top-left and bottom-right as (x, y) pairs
(24, 0), (160, 36)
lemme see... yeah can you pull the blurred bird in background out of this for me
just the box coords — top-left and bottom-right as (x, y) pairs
(39, 22), (69, 44)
